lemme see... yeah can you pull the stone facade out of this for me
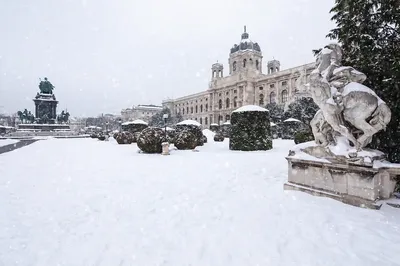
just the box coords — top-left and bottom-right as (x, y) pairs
(121, 104), (163, 122)
(162, 27), (315, 128)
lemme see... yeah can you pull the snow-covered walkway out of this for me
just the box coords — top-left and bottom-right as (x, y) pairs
(0, 138), (399, 266)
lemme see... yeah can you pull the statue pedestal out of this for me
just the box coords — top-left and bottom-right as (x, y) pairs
(284, 142), (399, 209)
(33, 93), (58, 123)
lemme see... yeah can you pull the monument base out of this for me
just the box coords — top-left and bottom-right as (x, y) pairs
(285, 141), (400, 209)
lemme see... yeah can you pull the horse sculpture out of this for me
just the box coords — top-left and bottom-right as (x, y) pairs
(309, 44), (391, 151)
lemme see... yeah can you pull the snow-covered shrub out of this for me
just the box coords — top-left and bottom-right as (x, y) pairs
(294, 130), (314, 144)
(131, 132), (141, 143)
(174, 130), (197, 150)
(113, 132), (118, 139)
(210, 123), (219, 132)
(137, 127), (164, 154)
(221, 122), (231, 138)
(98, 135), (106, 141)
(121, 120), (148, 134)
(202, 134), (207, 143)
(229, 105), (272, 151)
(175, 120), (203, 146)
(90, 133), (98, 138)
(115, 131), (133, 144)
(281, 118), (308, 140)
(214, 132), (224, 142)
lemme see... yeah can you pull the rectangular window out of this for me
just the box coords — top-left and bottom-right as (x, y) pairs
(282, 81), (287, 86)
(270, 84), (275, 88)
(234, 89), (237, 93)
(226, 91), (229, 95)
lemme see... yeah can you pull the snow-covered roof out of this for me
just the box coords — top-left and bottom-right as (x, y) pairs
(122, 119), (148, 126)
(177, 120), (201, 126)
(284, 118), (302, 123)
(210, 123), (219, 126)
(162, 127), (175, 131)
(232, 105), (268, 113)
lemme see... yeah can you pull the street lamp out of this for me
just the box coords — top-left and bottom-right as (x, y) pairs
(163, 113), (169, 140)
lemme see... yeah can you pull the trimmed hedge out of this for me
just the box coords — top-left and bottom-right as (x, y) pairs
(214, 132), (224, 142)
(175, 124), (203, 146)
(294, 130), (314, 144)
(229, 110), (272, 151)
(174, 130), (197, 150)
(137, 127), (164, 153)
(115, 131), (133, 144)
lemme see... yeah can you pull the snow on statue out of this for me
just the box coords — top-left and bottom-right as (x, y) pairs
(309, 43), (391, 151)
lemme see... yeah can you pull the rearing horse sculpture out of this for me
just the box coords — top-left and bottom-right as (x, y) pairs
(309, 44), (391, 150)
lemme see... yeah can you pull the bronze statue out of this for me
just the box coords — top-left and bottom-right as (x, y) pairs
(38, 77), (55, 94)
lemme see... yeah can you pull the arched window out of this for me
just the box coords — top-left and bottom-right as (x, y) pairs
(233, 96), (238, 108)
(191, 107), (193, 113)
(187, 107), (189, 113)
(282, 90), (288, 103)
(218, 99), (222, 109)
(219, 115), (223, 123)
(226, 115), (230, 122)
(270, 92), (276, 104)
(200, 117), (202, 124)
(200, 105), (203, 113)
(182, 108), (185, 114)
(226, 98), (230, 108)
(219, 70), (222, 77)
(205, 104), (208, 112)
(259, 94), (264, 105)
(205, 117), (208, 125)
(233, 61), (237, 71)
(213, 70), (216, 78)
(195, 105), (198, 113)
(256, 60), (259, 70)
(243, 59), (247, 68)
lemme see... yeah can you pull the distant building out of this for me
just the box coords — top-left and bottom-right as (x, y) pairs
(121, 104), (163, 122)
(162, 27), (315, 127)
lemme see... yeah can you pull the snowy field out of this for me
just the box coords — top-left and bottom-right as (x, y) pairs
(0, 138), (399, 266)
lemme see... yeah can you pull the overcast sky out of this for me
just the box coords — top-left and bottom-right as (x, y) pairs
(0, 0), (335, 117)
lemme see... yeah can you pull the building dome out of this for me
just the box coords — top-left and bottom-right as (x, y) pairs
(230, 26), (261, 54)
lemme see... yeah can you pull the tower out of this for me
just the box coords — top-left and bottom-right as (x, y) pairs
(228, 26), (263, 75)
(211, 62), (224, 80)
(267, 59), (280, 74)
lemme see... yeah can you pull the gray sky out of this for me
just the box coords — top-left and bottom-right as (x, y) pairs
(0, 0), (335, 117)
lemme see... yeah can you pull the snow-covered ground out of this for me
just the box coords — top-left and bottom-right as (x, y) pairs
(0, 138), (399, 266)
(0, 139), (19, 147)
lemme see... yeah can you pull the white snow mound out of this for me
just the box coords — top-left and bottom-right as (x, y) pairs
(177, 120), (201, 126)
(233, 105), (268, 113)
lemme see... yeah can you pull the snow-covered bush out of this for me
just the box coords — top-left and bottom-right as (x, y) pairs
(115, 131), (133, 144)
(90, 133), (98, 138)
(221, 122), (231, 138)
(121, 120), (148, 134)
(214, 132), (224, 142)
(174, 130), (198, 150)
(175, 120), (203, 146)
(202, 134), (207, 144)
(229, 105), (272, 151)
(281, 118), (307, 140)
(294, 130), (314, 144)
(98, 135), (106, 141)
(210, 123), (219, 132)
(137, 127), (164, 154)
(131, 132), (142, 143)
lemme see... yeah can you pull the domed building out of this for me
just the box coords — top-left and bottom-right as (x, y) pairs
(162, 27), (315, 127)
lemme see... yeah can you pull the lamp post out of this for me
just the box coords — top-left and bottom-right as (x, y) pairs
(162, 113), (170, 155)
(163, 113), (169, 140)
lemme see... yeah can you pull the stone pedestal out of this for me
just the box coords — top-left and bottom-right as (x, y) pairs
(33, 93), (58, 123)
(162, 142), (170, 155)
(284, 157), (399, 209)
